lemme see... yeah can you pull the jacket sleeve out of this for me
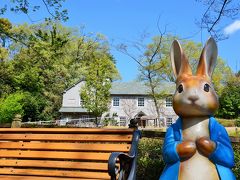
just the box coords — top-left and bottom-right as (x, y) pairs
(162, 126), (180, 164)
(209, 123), (235, 168)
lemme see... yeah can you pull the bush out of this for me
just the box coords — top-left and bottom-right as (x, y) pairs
(0, 92), (24, 123)
(102, 119), (118, 126)
(21, 93), (50, 122)
(218, 76), (240, 119)
(235, 118), (240, 127)
(137, 138), (164, 180)
(233, 144), (240, 179)
(137, 138), (240, 179)
(21, 123), (57, 128)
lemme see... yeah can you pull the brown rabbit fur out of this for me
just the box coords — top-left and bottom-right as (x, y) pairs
(170, 38), (220, 179)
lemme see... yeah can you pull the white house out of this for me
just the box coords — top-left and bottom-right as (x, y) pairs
(59, 80), (178, 127)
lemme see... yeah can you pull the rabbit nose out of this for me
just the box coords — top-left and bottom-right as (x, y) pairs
(188, 95), (199, 102)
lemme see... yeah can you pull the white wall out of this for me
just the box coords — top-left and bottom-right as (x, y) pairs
(62, 81), (85, 107)
(61, 81), (178, 126)
(108, 95), (177, 121)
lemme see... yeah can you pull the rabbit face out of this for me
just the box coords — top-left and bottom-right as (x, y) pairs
(170, 38), (219, 118)
(173, 75), (219, 117)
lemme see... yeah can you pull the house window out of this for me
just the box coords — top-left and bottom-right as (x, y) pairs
(119, 116), (127, 126)
(81, 115), (90, 120)
(166, 117), (173, 127)
(166, 97), (173, 107)
(67, 99), (76, 106)
(138, 97), (144, 107)
(113, 97), (120, 106)
(80, 99), (84, 107)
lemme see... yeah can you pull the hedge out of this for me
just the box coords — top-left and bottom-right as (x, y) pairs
(137, 138), (240, 180)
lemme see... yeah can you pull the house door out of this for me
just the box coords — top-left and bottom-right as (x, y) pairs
(135, 111), (146, 128)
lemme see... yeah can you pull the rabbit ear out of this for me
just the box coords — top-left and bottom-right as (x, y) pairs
(196, 37), (218, 78)
(170, 40), (192, 79)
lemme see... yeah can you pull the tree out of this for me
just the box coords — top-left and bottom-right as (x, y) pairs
(21, 92), (49, 122)
(0, 18), (12, 48)
(117, 30), (171, 124)
(8, 22), (72, 119)
(0, 0), (68, 22)
(0, 19), (119, 122)
(0, 61), (15, 97)
(117, 33), (232, 124)
(196, 0), (240, 40)
(121, 98), (138, 120)
(235, 70), (240, 77)
(180, 39), (232, 94)
(218, 75), (240, 119)
(154, 36), (233, 94)
(81, 43), (119, 126)
(0, 92), (25, 123)
(0, 0), (69, 58)
(211, 57), (233, 94)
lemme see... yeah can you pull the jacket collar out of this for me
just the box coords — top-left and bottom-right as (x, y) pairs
(174, 116), (216, 141)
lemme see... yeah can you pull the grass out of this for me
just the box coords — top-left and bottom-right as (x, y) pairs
(217, 118), (237, 127)
(227, 127), (240, 137)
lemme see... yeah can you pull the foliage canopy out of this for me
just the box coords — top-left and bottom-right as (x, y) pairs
(0, 18), (119, 122)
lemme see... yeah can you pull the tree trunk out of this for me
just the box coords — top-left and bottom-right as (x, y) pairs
(148, 71), (161, 127)
(95, 116), (98, 127)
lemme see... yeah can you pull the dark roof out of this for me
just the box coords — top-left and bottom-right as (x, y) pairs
(110, 81), (175, 95)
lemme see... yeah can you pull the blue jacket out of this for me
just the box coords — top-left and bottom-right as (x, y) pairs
(160, 116), (236, 180)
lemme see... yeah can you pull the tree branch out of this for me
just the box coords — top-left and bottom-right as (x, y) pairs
(42, 0), (56, 19)
(202, 0), (215, 21)
(116, 44), (145, 68)
(208, 0), (228, 32)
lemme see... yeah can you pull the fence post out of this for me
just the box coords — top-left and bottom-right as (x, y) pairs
(11, 114), (22, 128)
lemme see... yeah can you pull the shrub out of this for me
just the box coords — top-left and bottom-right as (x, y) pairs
(21, 93), (49, 122)
(21, 123), (57, 128)
(137, 138), (240, 179)
(0, 92), (24, 123)
(137, 138), (164, 180)
(102, 119), (118, 126)
(233, 144), (240, 179)
(235, 118), (240, 127)
(218, 76), (240, 119)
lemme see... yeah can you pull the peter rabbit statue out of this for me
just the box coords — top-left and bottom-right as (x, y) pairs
(160, 38), (235, 180)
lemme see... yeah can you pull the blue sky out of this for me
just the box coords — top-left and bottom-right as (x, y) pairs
(1, 0), (240, 81)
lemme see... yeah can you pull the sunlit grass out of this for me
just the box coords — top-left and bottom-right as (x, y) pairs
(227, 127), (240, 137)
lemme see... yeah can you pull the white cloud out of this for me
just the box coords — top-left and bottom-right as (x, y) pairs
(224, 20), (240, 35)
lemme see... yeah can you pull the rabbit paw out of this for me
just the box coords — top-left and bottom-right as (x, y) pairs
(196, 137), (216, 157)
(177, 141), (196, 161)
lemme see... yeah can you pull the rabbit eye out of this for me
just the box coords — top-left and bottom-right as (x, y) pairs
(177, 84), (183, 93)
(204, 84), (210, 92)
